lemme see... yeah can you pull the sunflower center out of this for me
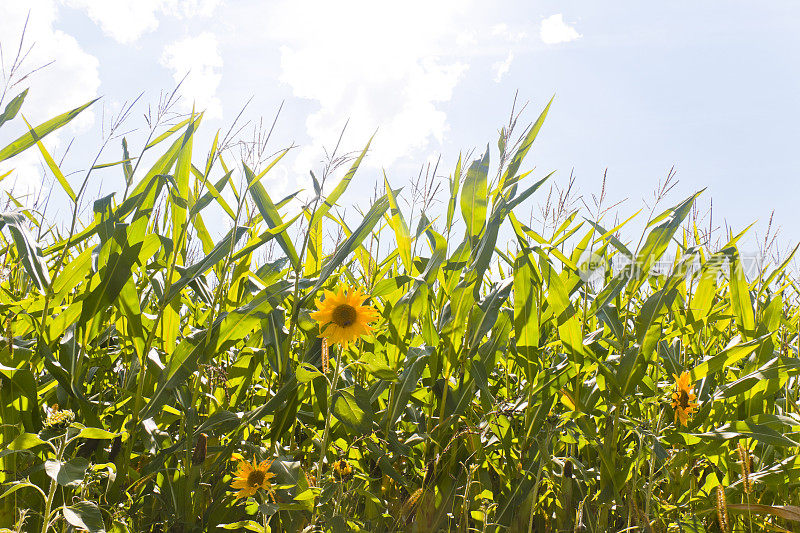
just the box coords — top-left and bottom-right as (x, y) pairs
(247, 469), (266, 487)
(332, 304), (357, 327)
(678, 390), (690, 409)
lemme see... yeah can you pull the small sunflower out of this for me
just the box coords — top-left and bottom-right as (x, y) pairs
(310, 286), (379, 347)
(671, 371), (698, 426)
(45, 404), (75, 429)
(304, 470), (318, 488)
(333, 459), (353, 480)
(230, 457), (276, 500)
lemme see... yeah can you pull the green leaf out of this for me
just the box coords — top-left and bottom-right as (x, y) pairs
(690, 335), (766, 381)
(332, 385), (373, 435)
(0, 211), (50, 291)
(43, 171), (165, 255)
(383, 175), (412, 272)
(536, 249), (588, 365)
(63, 501), (106, 533)
(469, 280), (512, 356)
(144, 285), (284, 418)
(163, 225), (249, 302)
(45, 457), (90, 486)
(0, 481), (46, 502)
(0, 98), (98, 162)
(501, 96), (552, 185)
(361, 351), (398, 381)
(230, 215), (301, 262)
(27, 118), (76, 201)
(76, 427), (119, 440)
(171, 114), (195, 261)
(727, 504), (800, 523)
(144, 116), (193, 150)
(633, 191), (701, 283)
(0, 364), (41, 432)
(309, 137), (372, 229)
(676, 514), (706, 533)
(693, 421), (798, 447)
(0, 89), (27, 128)
(243, 159), (300, 269)
(296, 363), (324, 383)
(218, 521), (264, 531)
(191, 167), (236, 220)
(128, 116), (200, 199)
(122, 137), (134, 186)
(513, 252), (540, 369)
(714, 360), (798, 399)
(0, 433), (48, 459)
(461, 147), (489, 244)
(78, 229), (161, 330)
(724, 246), (756, 339)
(384, 346), (431, 426)
(306, 194), (390, 300)
(447, 154), (462, 229)
(584, 216), (636, 259)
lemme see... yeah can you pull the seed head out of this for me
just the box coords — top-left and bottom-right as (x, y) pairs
(715, 485), (729, 533)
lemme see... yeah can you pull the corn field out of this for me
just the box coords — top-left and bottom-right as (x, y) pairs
(2, 86), (800, 533)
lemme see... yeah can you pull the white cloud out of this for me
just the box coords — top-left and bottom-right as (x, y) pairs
(162, 0), (221, 18)
(0, 0), (100, 195)
(456, 30), (478, 47)
(62, 0), (222, 44)
(540, 14), (582, 45)
(265, 0), (471, 173)
(63, 0), (161, 44)
(491, 23), (527, 43)
(160, 32), (223, 119)
(493, 51), (514, 83)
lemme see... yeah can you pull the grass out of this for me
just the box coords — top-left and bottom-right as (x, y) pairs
(1, 77), (800, 533)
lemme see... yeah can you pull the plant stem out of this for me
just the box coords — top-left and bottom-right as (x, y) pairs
(528, 426), (551, 533)
(317, 345), (343, 482)
(644, 409), (664, 531)
(40, 437), (65, 533)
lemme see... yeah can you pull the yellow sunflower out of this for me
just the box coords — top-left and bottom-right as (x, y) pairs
(230, 457), (276, 500)
(671, 371), (698, 426)
(333, 459), (353, 480)
(310, 286), (379, 347)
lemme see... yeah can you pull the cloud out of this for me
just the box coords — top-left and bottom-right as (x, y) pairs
(62, 0), (222, 44)
(491, 23), (527, 43)
(493, 51), (514, 83)
(264, 0), (471, 173)
(540, 14), (582, 45)
(160, 32), (223, 119)
(0, 0), (100, 195)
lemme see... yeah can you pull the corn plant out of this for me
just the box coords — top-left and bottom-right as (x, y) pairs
(1, 84), (800, 533)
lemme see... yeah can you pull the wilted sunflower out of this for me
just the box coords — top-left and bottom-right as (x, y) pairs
(310, 286), (379, 347)
(333, 459), (353, 480)
(45, 404), (75, 429)
(230, 457), (275, 500)
(671, 371), (698, 426)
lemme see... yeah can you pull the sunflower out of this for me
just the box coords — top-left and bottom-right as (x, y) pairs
(333, 459), (353, 480)
(230, 457), (276, 500)
(45, 404), (75, 429)
(310, 286), (379, 347)
(671, 371), (698, 426)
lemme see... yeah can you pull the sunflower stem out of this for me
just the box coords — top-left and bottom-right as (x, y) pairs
(40, 436), (65, 533)
(317, 344), (343, 484)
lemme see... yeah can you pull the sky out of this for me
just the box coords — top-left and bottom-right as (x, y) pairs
(1, 0), (799, 257)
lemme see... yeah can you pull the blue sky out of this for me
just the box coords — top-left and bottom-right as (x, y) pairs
(1, 0), (799, 254)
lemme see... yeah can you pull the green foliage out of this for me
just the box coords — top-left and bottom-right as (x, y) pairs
(1, 89), (800, 533)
